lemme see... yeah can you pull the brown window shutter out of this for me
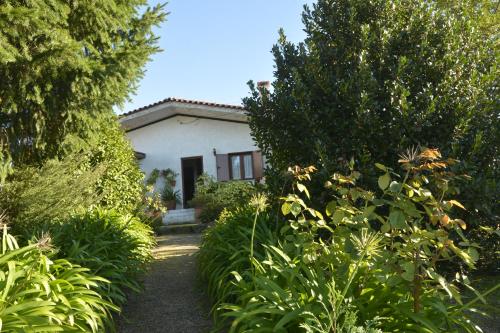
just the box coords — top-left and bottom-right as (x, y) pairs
(216, 154), (229, 181)
(252, 151), (264, 180)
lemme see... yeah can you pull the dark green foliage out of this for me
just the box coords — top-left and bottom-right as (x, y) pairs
(161, 185), (181, 203)
(197, 207), (279, 327)
(47, 209), (155, 307)
(0, 1), (163, 330)
(199, 208), (381, 332)
(199, 151), (497, 332)
(191, 174), (260, 223)
(246, 0), (497, 175)
(0, 0), (166, 163)
(0, 154), (102, 235)
(244, 0), (498, 271)
(0, 225), (118, 332)
(0, 120), (146, 232)
(81, 116), (145, 213)
(142, 212), (164, 234)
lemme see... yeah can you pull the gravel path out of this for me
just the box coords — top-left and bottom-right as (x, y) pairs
(117, 234), (212, 333)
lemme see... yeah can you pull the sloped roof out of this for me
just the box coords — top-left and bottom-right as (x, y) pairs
(119, 97), (247, 131)
(121, 97), (245, 117)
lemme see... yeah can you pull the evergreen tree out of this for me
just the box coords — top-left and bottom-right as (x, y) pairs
(0, 0), (166, 163)
(244, 0), (498, 269)
(245, 0), (497, 206)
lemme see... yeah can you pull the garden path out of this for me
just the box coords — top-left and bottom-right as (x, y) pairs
(117, 234), (212, 333)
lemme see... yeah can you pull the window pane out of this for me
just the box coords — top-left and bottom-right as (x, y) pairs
(243, 154), (253, 179)
(231, 155), (241, 179)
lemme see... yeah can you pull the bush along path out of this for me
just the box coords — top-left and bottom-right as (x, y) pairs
(117, 234), (212, 333)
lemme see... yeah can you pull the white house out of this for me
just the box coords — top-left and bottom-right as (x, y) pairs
(119, 97), (263, 224)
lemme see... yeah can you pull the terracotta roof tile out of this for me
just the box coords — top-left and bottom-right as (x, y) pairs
(121, 97), (245, 117)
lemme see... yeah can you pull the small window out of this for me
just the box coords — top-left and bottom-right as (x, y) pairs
(229, 152), (254, 180)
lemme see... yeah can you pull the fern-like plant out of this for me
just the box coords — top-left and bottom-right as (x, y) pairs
(0, 223), (118, 332)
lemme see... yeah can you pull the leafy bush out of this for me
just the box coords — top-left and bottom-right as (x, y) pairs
(0, 224), (117, 332)
(200, 205), (381, 332)
(244, 0), (499, 270)
(0, 155), (102, 235)
(223, 241), (383, 333)
(191, 174), (260, 223)
(138, 183), (167, 234)
(198, 207), (279, 326)
(0, 119), (150, 235)
(46, 209), (156, 307)
(199, 149), (498, 332)
(81, 117), (145, 214)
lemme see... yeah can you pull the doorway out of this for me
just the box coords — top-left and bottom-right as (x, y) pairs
(181, 156), (203, 208)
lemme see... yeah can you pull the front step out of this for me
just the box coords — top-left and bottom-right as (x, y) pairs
(163, 208), (196, 225)
(158, 223), (208, 235)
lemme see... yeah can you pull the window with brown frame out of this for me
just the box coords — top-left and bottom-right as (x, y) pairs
(229, 152), (254, 180)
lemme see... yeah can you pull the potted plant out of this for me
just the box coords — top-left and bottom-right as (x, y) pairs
(161, 185), (181, 210)
(145, 168), (160, 186)
(161, 168), (178, 187)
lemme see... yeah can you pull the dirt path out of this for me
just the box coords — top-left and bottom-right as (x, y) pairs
(117, 234), (212, 333)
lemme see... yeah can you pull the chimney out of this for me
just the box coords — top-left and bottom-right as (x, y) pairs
(256, 81), (270, 98)
(257, 81), (270, 90)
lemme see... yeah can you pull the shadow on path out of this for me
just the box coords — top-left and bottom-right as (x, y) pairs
(117, 234), (212, 333)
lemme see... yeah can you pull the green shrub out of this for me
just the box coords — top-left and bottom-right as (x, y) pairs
(138, 184), (167, 234)
(191, 174), (260, 223)
(199, 206), (381, 332)
(223, 241), (383, 333)
(198, 207), (279, 321)
(0, 155), (102, 236)
(0, 119), (147, 235)
(47, 209), (155, 307)
(0, 224), (117, 332)
(245, 0), (499, 271)
(199, 149), (498, 332)
(139, 209), (164, 235)
(81, 117), (145, 214)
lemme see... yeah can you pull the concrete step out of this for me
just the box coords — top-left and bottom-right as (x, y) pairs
(163, 208), (196, 225)
(158, 223), (208, 235)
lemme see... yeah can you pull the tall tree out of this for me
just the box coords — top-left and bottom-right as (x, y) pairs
(245, 0), (497, 205)
(244, 0), (498, 270)
(0, 0), (166, 163)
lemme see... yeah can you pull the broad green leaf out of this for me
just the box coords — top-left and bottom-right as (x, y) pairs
(389, 181), (402, 192)
(296, 183), (310, 199)
(363, 205), (376, 218)
(375, 163), (387, 171)
(378, 173), (391, 190)
(467, 247), (479, 262)
(332, 210), (345, 224)
(325, 201), (336, 217)
(388, 210), (406, 229)
(281, 202), (291, 216)
(401, 261), (415, 281)
(290, 202), (302, 217)
(381, 223), (391, 233)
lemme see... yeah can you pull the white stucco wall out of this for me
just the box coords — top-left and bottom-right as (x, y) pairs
(126, 115), (258, 207)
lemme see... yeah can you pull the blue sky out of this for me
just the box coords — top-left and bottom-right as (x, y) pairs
(119, 0), (311, 114)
